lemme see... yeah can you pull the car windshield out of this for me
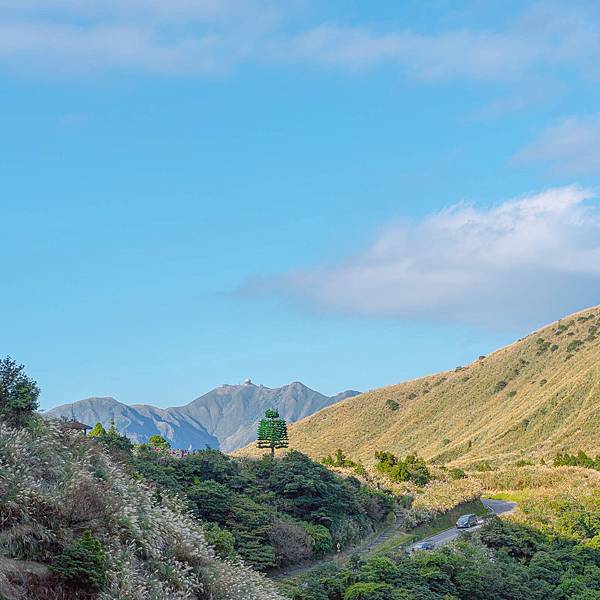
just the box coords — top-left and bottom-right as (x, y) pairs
(458, 516), (470, 524)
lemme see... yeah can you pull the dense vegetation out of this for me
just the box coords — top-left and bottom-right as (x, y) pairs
(374, 452), (430, 486)
(554, 450), (600, 471)
(129, 444), (395, 571)
(283, 516), (600, 599)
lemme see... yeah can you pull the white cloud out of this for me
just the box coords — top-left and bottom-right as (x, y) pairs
(0, 1), (599, 80)
(251, 186), (600, 327)
(516, 114), (600, 176)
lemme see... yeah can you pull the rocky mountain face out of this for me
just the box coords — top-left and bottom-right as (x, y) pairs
(45, 382), (359, 452)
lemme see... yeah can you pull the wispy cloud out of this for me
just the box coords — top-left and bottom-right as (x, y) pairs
(1, 1), (600, 81)
(248, 186), (600, 327)
(516, 114), (600, 176)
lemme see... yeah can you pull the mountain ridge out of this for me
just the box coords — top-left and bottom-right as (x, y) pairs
(241, 305), (600, 466)
(45, 382), (360, 452)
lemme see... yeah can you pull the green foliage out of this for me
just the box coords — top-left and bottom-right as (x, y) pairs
(449, 468), (466, 480)
(344, 582), (400, 600)
(303, 523), (333, 556)
(131, 447), (392, 571)
(202, 522), (236, 559)
(148, 434), (170, 450)
(567, 339), (584, 353)
(554, 450), (600, 471)
(386, 399), (400, 411)
(288, 517), (600, 600)
(0, 356), (40, 427)
(95, 420), (133, 452)
(321, 449), (367, 478)
(257, 408), (289, 456)
(88, 421), (106, 437)
(374, 451), (430, 485)
(50, 530), (107, 590)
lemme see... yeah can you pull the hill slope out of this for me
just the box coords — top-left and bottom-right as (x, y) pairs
(46, 382), (359, 452)
(0, 418), (283, 600)
(277, 306), (600, 467)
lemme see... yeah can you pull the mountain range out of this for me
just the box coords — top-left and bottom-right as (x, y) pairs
(243, 305), (600, 467)
(45, 381), (359, 452)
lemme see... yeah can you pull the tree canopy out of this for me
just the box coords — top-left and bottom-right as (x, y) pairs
(257, 408), (289, 457)
(0, 356), (40, 426)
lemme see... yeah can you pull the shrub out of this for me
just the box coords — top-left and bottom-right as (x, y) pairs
(374, 451), (430, 486)
(148, 434), (170, 450)
(449, 468), (466, 480)
(493, 380), (508, 393)
(554, 451), (600, 471)
(203, 522), (236, 559)
(89, 422), (106, 437)
(567, 340), (584, 353)
(386, 399), (400, 411)
(50, 530), (107, 590)
(303, 523), (333, 556)
(270, 519), (311, 565)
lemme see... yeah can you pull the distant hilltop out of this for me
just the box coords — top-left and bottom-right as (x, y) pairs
(260, 305), (600, 467)
(45, 382), (359, 453)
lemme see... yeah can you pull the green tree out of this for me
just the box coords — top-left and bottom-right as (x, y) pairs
(50, 530), (107, 590)
(0, 356), (40, 427)
(148, 434), (171, 450)
(101, 419), (133, 451)
(257, 408), (289, 457)
(89, 422), (106, 437)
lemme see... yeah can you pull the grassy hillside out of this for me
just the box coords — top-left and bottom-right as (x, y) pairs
(0, 418), (284, 600)
(265, 305), (600, 468)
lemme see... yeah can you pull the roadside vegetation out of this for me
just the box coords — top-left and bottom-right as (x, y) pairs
(128, 445), (395, 571)
(282, 461), (600, 599)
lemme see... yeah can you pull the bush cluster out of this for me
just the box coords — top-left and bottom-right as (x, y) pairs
(284, 516), (600, 600)
(554, 450), (600, 471)
(130, 447), (394, 571)
(374, 452), (430, 486)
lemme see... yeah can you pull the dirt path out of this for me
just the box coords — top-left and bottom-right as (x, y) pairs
(269, 512), (403, 580)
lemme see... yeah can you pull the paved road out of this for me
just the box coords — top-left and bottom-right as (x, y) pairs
(271, 498), (517, 580)
(407, 498), (517, 552)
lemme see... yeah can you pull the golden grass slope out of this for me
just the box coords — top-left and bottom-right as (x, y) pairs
(252, 306), (600, 467)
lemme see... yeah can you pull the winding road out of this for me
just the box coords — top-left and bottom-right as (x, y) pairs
(271, 498), (517, 581)
(407, 498), (517, 552)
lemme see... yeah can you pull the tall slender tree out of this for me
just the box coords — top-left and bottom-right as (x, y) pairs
(257, 408), (289, 457)
(0, 356), (40, 427)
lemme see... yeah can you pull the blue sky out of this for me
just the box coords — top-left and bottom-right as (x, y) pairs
(2, 0), (600, 408)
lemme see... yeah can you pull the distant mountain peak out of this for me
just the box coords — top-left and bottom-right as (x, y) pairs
(45, 380), (358, 453)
